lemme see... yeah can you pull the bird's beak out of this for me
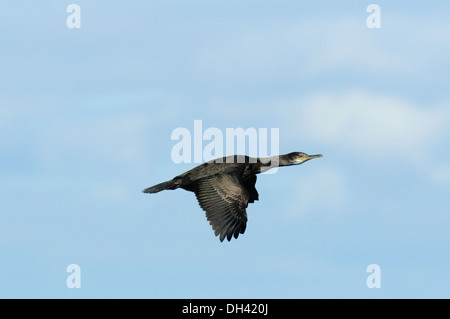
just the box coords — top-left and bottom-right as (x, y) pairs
(300, 154), (323, 163)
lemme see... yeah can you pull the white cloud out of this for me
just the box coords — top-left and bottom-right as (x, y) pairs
(294, 91), (450, 182)
(297, 92), (449, 155)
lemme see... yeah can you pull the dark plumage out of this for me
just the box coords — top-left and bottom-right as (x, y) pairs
(143, 152), (322, 241)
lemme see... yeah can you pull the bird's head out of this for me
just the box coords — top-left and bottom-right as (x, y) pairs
(287, 152), (323, 165)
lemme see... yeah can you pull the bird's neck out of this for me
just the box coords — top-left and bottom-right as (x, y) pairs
(256, 155), (281, 173)
(256, 154), (296, 173)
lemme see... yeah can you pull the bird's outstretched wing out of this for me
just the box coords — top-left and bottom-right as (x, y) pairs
(194, 174), (249, 242)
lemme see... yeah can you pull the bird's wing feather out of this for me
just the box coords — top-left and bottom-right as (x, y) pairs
(194, 174), (249, 241)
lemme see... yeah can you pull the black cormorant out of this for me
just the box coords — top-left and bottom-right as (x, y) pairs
(143, 152), (322, 241)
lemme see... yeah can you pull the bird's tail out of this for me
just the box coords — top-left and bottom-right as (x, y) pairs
(142, 179), (178, 194)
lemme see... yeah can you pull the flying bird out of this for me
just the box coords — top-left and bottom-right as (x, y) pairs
(143, 152), (322, 242)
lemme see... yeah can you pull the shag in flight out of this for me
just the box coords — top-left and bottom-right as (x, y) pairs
(143, 152), (322, 241)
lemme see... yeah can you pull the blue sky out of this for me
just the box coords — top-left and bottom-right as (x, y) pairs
(1, 1), (449, 298)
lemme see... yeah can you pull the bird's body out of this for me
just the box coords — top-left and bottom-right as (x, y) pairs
(143, 152), (322, 241)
